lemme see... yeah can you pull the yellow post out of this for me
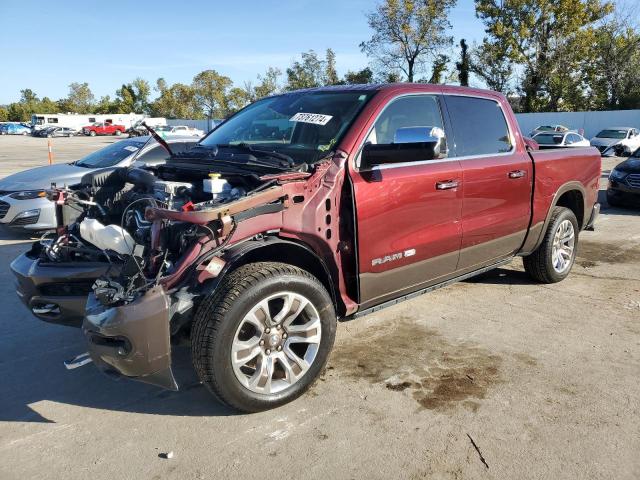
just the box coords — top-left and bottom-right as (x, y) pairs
(48, 139), (53, 165)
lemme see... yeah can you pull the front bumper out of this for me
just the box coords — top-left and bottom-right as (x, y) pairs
(607, 179), (640, 205)
(0, 195), (57, 230)
(83, 287), (177, 390)
(11, 250), (111, 327)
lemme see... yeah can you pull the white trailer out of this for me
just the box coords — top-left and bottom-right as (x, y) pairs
(31, 113), (145, 131)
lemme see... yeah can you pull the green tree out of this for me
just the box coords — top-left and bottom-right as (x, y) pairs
(475, 0), (613, 112)
(470, 39), (513, 94)
(60, 82), (94, 113)
(360, 0), (456, 82)
(428, 54), (449, 83)
(244, 67), (282, 102)
(342, 67), (375, 84)
(456, 39), (470, 86)
(192, 69), (233, 118)
(150, 83), (202, 119)
(0, 107), (8, 122)
(325, 48), (339, 85)
(286, 50), (325, 90)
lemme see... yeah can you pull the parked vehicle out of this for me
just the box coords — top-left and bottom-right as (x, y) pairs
(590, 127), (640, 156)
(529, 124), (570, 137)
(532, 131), (590, 149)
(38, 127), (79, 138)
(156, 125), (205, 137)
(127, 118), (167, 137)
(0, 123), (32, 135)
(607, 149), (640, 207)
(82, 122), (126, 136)
(0, 136), (198, 230)
(32, 113), (144, 132)
(11, 84), (601, 412)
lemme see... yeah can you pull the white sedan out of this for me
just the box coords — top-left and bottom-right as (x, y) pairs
(590, 127), (640, 156)
(532, 131), (590, 149)
(156, 125), (205, 137)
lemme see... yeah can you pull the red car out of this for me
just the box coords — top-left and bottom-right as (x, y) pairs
(82, 122), (126, 136)
(12, 84), (601, 412)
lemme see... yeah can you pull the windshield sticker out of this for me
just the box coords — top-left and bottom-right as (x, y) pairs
(290, 112), (333, 126)
(124, 146), (140, 152)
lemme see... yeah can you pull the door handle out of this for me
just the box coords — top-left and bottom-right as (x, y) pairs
(435, 180), (459, 190)
(508, 170), (526, 179)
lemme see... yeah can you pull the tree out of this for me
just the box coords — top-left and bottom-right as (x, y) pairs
(150, 83), (201, 119)
(470, 40), (513, 94)
(0, 107), (8, 122)
(456, 39), (470, 86)
(192, 69), (233, 118)
(61, 82), (94, 113)
(428, 54), (449, 83)
(360, 0), (456, 82)
(286, 50), (326, 90)
(475, 0), (614, 112)
(343, 67), (375, 84)
(244, 67), (282, 102)
(325, 48), (339, 85)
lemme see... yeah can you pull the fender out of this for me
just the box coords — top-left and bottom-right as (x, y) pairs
(198, 235), (339, 313)
(520, 181), (588, 255)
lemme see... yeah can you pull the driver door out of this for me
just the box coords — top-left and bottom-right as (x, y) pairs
(350, 94), (463, 309)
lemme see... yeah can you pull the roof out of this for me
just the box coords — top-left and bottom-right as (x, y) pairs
(278, 83), (501, 97)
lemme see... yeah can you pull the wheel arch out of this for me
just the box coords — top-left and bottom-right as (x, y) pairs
(200, 236), (341, 316)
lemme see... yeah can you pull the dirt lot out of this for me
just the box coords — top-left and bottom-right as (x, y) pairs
(0, 135), (638, 479)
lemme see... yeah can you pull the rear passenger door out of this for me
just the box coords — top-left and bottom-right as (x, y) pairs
(443, 95), (532, 271)
(352, 94), (463, 308)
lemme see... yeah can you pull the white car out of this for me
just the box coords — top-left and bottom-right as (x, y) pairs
(590, 127), (640, 156)
(529, 124), (570, 137)
(532, 131), (590, 149)
(156, 125), (205, 137)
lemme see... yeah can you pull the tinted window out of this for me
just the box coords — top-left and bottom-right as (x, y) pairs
(138, 145), (171, 164)
(75, 139), (146, 168)
(445, 96), (512, 156)
(534, 133), (563, 145)
(367, 95), (445, 147)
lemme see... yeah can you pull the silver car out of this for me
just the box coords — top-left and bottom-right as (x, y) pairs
(0, 136), (198, 230)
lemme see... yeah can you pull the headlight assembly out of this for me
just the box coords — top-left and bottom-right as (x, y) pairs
(609, 169), (627, 182)
(9, 190), (47, 200)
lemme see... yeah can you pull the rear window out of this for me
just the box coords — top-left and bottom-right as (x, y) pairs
(445, 96), (512, 157)
(534, 133), (564, 145)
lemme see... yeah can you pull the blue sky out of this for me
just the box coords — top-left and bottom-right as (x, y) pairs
(0, 0), (485, 104)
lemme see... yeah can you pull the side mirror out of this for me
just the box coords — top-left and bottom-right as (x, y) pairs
(360, 126), (446, 170)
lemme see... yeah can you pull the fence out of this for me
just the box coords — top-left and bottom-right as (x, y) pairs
(515, 110), (640, 139)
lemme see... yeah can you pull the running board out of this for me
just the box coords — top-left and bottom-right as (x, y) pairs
(346, 258), (513, 320)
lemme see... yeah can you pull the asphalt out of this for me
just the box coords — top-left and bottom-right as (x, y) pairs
(0, 135), (638, 479)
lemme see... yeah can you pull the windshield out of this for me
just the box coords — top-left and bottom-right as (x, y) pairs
(199, 90), (376, 164)
(75, 139), (146, 168)
(596, 129), (628, 139)
(534, 133), (564, 145)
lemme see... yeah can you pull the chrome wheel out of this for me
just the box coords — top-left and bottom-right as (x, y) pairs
(231, 291), (322, 395)
(551, 219), (575, 273)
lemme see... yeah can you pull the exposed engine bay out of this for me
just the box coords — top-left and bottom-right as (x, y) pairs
(38, 146), (300, 309)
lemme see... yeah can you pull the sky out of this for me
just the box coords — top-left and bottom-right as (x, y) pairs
(0, 0), (485, 104)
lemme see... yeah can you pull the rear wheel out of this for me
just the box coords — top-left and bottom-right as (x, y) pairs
(523, 206), (579, 283)
(192, 262), (336, 412)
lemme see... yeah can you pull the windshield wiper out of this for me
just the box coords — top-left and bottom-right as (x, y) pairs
(216, 143), (295, 167)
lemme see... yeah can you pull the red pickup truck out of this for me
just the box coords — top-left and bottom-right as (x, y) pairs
(82, 122), (126, 136)
(12, 84), (600, 412)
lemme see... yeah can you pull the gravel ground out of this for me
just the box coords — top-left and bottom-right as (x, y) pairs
(0, 135), (638, 479)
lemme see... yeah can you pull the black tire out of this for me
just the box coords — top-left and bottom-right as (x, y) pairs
(115, 130), (122, 136)
(89, 130), (96, 137)
(523, 206), (579, 283)
(191, 262), (336, 412)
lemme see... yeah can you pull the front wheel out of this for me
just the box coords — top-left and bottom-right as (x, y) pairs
(523, 206), (579, 283)
(115, 130), (122, 136)
(191, 262), (336, 412)
(89, 130), (96, 137)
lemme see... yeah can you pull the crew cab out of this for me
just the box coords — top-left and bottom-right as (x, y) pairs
(82, 122), (126, 137)
(11, 84), (601, 412)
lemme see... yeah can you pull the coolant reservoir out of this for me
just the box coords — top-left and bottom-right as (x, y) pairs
(203, 173), (228, 197)
(79, 218), (136, 255)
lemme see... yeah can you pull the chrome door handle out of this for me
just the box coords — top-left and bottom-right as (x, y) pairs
(436, 180), (459, 190)
(508, 170), (526, 179)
